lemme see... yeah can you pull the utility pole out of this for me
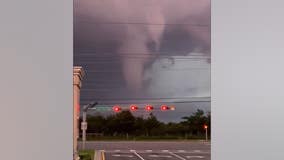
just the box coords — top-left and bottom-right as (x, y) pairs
(81, 102), (98, 150)
(73, 66), (84, 160)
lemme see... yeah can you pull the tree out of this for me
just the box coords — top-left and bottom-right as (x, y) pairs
(133, 116), (145, 135)
(144, 113), (161, 136)
(181, 109), (207, 136)
(114, 110), (136, 135)
(86, 115), (106, 133)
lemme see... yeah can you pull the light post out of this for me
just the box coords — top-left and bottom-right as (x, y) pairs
(82, 102), (98, 150)
(204, 124), (208, 141)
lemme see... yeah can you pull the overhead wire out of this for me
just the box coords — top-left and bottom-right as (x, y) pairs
(81, 96), (210, 100)
(75, 20), (210, 27)
(74, 51), (209, 55)
(80, 100), (211, 106)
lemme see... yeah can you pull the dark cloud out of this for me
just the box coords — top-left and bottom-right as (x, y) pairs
(74, 0), (210, 122)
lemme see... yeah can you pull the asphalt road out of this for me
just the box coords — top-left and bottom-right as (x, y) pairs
(79, 141), (210, 160)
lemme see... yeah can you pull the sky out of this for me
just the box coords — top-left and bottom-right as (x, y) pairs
(74, 0), (211, 122)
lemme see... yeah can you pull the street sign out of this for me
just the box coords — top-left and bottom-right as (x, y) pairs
(81, 122), (87, 130)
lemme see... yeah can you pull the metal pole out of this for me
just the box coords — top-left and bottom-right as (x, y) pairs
(82, 110), (87, 150)
(205, 128), (208, 141)
(81, 102), (97, 151)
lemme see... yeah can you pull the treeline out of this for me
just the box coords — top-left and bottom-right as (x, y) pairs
(80, 109), (210, 139)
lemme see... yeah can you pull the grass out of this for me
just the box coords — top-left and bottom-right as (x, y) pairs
(79, 150), (95, 160)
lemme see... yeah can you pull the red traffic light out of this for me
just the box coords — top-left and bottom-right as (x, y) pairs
(161, 105), (169, 111)
(112, 105), (122, 112)
(130, 105), (138, 111)
(145, 105), (154, 111)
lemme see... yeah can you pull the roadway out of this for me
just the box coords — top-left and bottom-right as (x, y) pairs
(78, 141), (210, 160)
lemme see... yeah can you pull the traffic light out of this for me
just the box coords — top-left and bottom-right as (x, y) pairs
(204, 124), (208, 129)
(130, 105), (138, 111)
(169, 105), (175, 110)
(161, 105), (169, 111)
(112, 105), (121, 112)
(145, 105), (154, 111)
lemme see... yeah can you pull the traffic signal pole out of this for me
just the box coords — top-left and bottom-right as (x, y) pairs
(82, 111), (87, 150)
(82, 102), (98, 150)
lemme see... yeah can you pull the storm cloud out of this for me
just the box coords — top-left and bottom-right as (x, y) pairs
(74, 0), (211, 121)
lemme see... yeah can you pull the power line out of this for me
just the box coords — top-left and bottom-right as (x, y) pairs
(74, 51), (209, 56)
(76, 60), (209, 64)
(75, 56), (210, 60)
(74, 53), (210, 58)
(75, 54), (209, 58)
(81, 97), (210, 101)
(76, 58), (210, 62)
(83, 69), (209, 74)
(76, 59), (210, 63)
(75, 20), (210, 27)
(80, 97), (211, 105)
(81, 100), (210, 105)
(82, 88), (210, 92)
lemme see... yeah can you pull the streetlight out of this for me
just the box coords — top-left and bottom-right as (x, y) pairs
(81, 102), (98, 150)
(204, 124), (208, 141)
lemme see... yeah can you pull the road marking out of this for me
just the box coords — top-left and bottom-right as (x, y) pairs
(94, 150), (98, 160)
(114, 150), (121, 152)
(149, 154), (172, 158)
(168, 152), (186, 160)
(177, 150), (186, 153)
(101, 150), (105, 160)
(146, 150), (152, 152)
(193, 150), (201, 153)
(162, 150), (169, 152)
(186, 156), (205, 159)
(186, 152), (210, 154)
(131, 150), (145, 160)
(112, 154), (134, 158)
(112, 154), (121, 157)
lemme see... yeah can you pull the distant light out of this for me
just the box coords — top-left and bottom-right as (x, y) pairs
(145, 105), (153, 111)
(130, 105), (138, 111)
(161, 105), (169, 111)
(169, 106), (175, 110)
(113, 105), (121, 112)
(204, 125), (208, 129)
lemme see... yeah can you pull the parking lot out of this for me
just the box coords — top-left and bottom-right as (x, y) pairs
(103, 149), (210, 160)
(79, 141), (210, 160)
